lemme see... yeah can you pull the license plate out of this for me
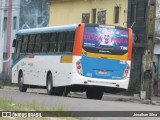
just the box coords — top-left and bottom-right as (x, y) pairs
(98, 70), (107, 75)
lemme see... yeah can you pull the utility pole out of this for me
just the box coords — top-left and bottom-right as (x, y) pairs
(5, 0), (12, 80)
(149, 0), (156, 100)
(141, 0), (155, 100)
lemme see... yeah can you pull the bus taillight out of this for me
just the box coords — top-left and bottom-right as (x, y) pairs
(125, 69), (129, 74)
(77, 66), (81, 69)
(76, 60), (83, 75)
(123, 64), (129, 78)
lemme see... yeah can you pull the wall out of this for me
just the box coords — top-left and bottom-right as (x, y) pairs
(154, 0), (160, 39)
(49, 0), (128, 27)
(0, 0), (50, 80)
(127, 0), (148, 84)
(0, 0), (20, 79)
(20, 0), (49, 29)
(153, 0), (160, 96)
(0, 0), (5, 78)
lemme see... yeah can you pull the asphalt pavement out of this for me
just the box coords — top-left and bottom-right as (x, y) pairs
(2, 86), (160, 106)
(0, 86), (160, 120)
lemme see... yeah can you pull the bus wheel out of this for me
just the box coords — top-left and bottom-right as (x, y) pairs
(86, 87), (103, 100)
(46, 73), (54, 95)
(18, 71), (27, 92)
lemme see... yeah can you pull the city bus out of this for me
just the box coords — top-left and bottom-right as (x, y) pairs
(12, 23), (133, 100)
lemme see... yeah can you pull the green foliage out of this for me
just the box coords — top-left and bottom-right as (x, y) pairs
(51, 105), (65, 111)
(27, 101), (47, 111)
(0, 97), (28, 111)
(0, 80), (4, 89)
(128, 80), (141, 94)
(0, 97), (43, 111)
(0, 96), (80, 120)
(0, 80), (18, 88)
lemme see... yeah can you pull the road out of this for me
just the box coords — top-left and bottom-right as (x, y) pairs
(0, 87), (160, 120)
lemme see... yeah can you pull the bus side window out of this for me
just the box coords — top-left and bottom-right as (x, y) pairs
(27, 34), (36, 53)
(16, 40), (22, 54)
(41, 33), (49, 53)
(48, 33), (57, 53)
(20, 35), (28, 53)
(57, 32), (65, 53)
(14, 35), (21, 53)
(65, 31), (75, 53)
(34, 34), (42, 53)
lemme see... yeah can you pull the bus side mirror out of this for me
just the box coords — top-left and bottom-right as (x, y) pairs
(12, 39), (16, 47)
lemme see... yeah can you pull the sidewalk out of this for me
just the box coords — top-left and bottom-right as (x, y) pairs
(151, 96), (160, 104)
(103, 93), (160, 106)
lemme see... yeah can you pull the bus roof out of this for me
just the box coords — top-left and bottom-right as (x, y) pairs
(16, 24), (79, 35)
(16, 24), (128, 36)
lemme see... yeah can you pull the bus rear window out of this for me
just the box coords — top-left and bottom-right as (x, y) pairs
(83, 26), (129, 55)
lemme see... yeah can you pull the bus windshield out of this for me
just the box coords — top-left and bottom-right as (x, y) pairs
(83, 26), (129, 55)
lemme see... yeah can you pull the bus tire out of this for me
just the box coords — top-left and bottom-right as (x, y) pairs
(18, 71), (27, 92)
(46, 73), (54, 95)
(86, 87), (103, 100)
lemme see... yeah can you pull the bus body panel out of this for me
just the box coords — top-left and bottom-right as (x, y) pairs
(12, 23), (132, 93)
(12, 55), (73, 87)
(12, 55), (130, 89)
(70, 56), (131, 89)
(80, 57), (127, 79)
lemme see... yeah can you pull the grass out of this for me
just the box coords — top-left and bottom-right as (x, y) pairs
(0, 97), (79, 120)
(0, 97), (66, 111)
(0, 97), (47, 120)
(0, 97), (46, 111)
(51, 105), (65, 111)
(0, 82), (79, 119)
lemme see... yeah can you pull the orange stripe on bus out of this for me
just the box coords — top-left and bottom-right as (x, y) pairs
(73, 23), (85, 56)
(127, 28), (133, 60)
(26, 56), (34, 59)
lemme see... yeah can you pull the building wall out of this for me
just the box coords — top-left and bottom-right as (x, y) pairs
(0, 0), (20, 79)
(49, 0), (128, 27)
(154, 0), (160, 38)
(0, 0), (49, 80)
(20, 0), (49, 29)
(0, 0), (5, 78)
(127, 0), (148, 84)
(153, 0), (160, 96)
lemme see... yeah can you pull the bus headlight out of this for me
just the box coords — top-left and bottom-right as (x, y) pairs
(76, 60), (83, 75)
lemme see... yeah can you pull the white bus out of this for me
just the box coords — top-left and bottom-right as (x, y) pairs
(12, 23), (133, 100)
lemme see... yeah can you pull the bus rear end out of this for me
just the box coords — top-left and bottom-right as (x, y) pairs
(71, 24), (132, 99)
